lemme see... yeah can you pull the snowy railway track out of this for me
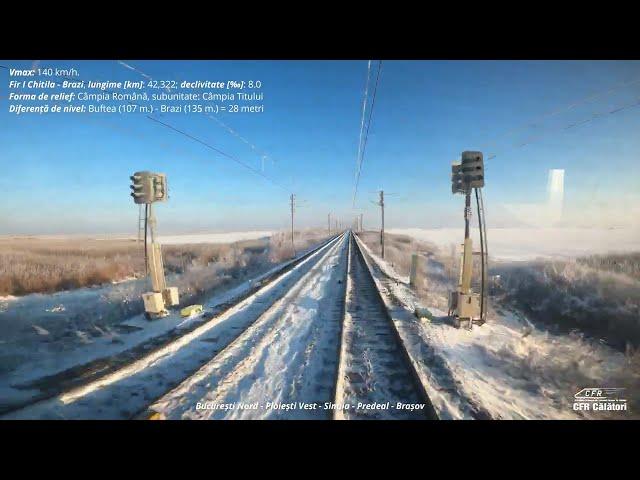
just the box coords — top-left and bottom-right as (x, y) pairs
(3, 230), (437, 420)
(333, 234), (436, 420)
(144, 232), (349, 419)
(2, 233), (346, 419)
(147, 231), (435, 420)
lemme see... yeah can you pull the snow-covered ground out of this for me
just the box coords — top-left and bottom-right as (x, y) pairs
(2, 234), (344, 419)
(151, 234), (348, 420)
(159, 231), (273, 245)
(0, 234), (332, 415)
(389, 227), (640, 261)
(336, 238), (429, 420)
(5, 226), (634, 420)
(1, 275), (256, 412)
(355, 235), (637, 420)
(0, 231), (274, 244)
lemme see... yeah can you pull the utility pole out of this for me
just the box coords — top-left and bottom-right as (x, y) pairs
(290, 193), (296, 256)
(359, 213), (363, 233)
(378, 190), (385, 258)
(328, 213), (331, 234)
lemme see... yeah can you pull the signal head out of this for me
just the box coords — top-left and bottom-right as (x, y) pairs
(451, 162), (465, 194)
(461, 151), (484, 189)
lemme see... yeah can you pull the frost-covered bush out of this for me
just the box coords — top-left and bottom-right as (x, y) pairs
(492, 258), (640, 350)
(267, 229), (333, 263)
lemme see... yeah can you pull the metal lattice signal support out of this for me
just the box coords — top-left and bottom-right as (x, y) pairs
(137, 204), (145, 245)
(143, 204), (148, 276)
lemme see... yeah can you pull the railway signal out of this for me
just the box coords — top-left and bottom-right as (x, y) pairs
(130, 172), (168, 204)
(447, 152), (488, 328)
(152, 174), (168, 202)
(130, 173), (150, 203)
(451, 163), (464, 194)
(130, 171), (179, 320)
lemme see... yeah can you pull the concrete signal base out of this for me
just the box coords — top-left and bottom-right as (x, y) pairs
(448, 291), (481, 329)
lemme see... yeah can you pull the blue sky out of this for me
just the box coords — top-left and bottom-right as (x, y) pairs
(1, 60), (639, 234)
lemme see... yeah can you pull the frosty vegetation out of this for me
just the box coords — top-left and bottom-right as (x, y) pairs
(358, 231), (640, 351)
(493, 257), (640, 351)
(0, 230), (330, 297)
(0, 230), (332, 377)
(0, 230), (331, 342)
(358, 230), (640, 418)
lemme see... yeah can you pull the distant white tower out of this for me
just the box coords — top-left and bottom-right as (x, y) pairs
(547, 169), (564, 226)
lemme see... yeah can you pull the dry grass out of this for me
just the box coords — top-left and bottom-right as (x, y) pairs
(267, 229), (334, 263)
(0, 238), (143, 296)
(358, 231), (465, 279)
(358, 231), (640, 412)
(358, 230), (640, 351)
(493, 257), (640, 350)
(358, 230), (474, 311)
(577, 252), (640, 281)
(163, 240), (267, 274)
(0, 237), (266, 296)
(0, 230), (332, 297)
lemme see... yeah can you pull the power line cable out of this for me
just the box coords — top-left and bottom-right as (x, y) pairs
(352, 60), (383, 208)
(481, 73), (640, 154)
(359, 61), (382, 168)
(353, 60), (371, 201)
(1, 63), (291, 192)
(117, 60), (279, 170)
(117, 60), (154, 82)
(146, 115), (289, 191)
(486, 96), (640, 160)
(0, 65), (214, 162)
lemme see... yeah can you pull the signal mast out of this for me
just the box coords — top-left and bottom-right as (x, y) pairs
(448, 151), (488, 329)
(130, 171), (179, 319)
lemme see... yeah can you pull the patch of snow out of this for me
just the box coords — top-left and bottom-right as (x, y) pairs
(0, 235), (335, 413)
(159, 231), (273, 245)
(151, 235), (348, 419)
(355, 234), (636, 420)
(389, 227), (640, 261)
(355, 235), (472, 419)
(32, 325), (50, 336)
(2, 234), (344, 419)
(111, 276), (138, 285)
(45, 305), (65, 313)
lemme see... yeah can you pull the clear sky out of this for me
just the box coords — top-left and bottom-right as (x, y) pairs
(1, 60), (639, 235)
